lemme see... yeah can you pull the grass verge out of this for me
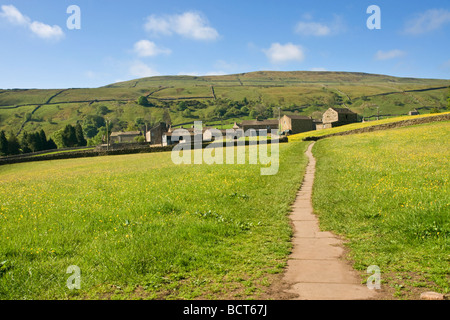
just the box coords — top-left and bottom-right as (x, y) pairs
(312, 121), (449, 299)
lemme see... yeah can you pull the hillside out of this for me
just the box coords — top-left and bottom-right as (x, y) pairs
(0, 71), (449, 140)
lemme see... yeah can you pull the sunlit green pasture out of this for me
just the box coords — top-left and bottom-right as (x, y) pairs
(0, 141), (308, 299)
(289, 112), (450, 142)
(312, 121), (449, 298)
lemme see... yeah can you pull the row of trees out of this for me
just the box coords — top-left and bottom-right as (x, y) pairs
(0, 129), (57, 156)
(0, 123), (89, 157)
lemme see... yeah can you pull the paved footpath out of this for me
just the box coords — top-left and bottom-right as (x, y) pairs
(281, 142), (378, 300)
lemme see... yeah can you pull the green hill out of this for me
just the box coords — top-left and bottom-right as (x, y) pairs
(0, 71), (449, 141)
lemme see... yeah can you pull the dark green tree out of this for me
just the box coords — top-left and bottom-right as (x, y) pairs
(50, 129), (64, 149)
(134, 117), (145, 131)
(83, 115), (106, 138)
(75, 123), (87, 146)
(162, 108), (172, 125)
(62, 124), (78, 147)
(214, 105), (227, 118)
(28, 132), (43, 152)
(177, 101), (188, 111)
(83, 124), (98, 139)
(87, 127), (107, 146)
(0, 130), (8, 156)
(138, 96), (149, 106)
(20, 131), (32, 154)
(7, 132), (21, 155)
(39, 129), (48, 149)
(46, 138), (57, 150)
(96, 105), (110, 115)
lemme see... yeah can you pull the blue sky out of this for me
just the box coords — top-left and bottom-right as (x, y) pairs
(0, 0), (449, 88)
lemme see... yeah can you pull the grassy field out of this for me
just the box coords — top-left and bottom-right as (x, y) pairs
(288, 112), (450, 142)
(0, 141), (309, 299)
(312, 121), (449, 299)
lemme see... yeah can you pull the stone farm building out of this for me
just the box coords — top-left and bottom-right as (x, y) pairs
(146, 122), (169, 146)
(110, 131), (143, 143)
(317, 107), (358, 129)
(279, 115), (314, 135)
(161, 126), (236, 146)
(161, 126), (226, 146)
(239, 119), (279, 132)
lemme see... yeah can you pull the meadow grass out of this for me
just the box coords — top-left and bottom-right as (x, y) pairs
(312, 121), (449, 298)
(0, 141), (309, 299)
(0, 89), (62, 107)
(288, 112), (450, 142)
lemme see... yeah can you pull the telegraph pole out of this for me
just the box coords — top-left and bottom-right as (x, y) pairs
(278, 107), (281, 134)
(106, 119), (109, 151)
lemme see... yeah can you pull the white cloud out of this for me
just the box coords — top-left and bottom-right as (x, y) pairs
(144, 11), (219, 41)
(294, 15), (345, 36)
(133, 40), (171, 57)
(129, 61), (160, 78)
(0, 5), (64, 40)
(375, 49), (406, 61)
(295, 21), (330, 36)
(204, 70), (227, 76)
(263, 43), (305, 64)
(29, 21), (64, 40)
(177, 71), (201, 76)
(310, 67), (327, 71)
(0, 4), (30, 25)
(144, 15), (172, 36)
(404, 9), (450, 35)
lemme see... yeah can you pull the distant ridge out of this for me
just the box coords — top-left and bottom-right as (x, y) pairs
(105, 70), (449, 89)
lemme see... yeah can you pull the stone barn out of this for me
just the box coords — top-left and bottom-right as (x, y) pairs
(146, 122), (169, 145)
(319, 107), (358, 129)
(279, 115), (314, 135)
(110, 131), (142, 143)
(239, 119), (279, 133)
